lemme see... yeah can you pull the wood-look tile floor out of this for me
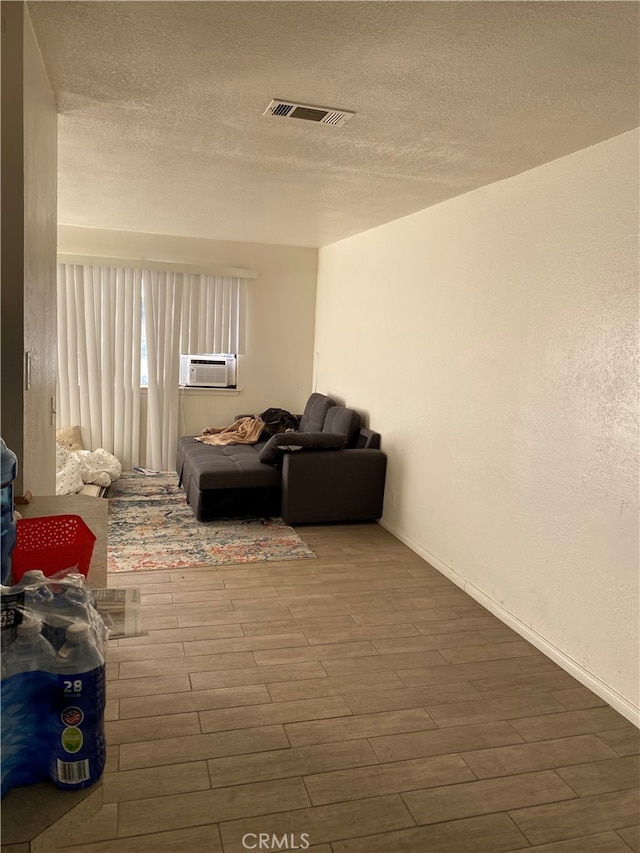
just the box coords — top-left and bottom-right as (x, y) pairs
(28, 524), (640, 852)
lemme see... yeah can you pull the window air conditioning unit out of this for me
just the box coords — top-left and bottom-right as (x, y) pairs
(179, 354), (237, 388)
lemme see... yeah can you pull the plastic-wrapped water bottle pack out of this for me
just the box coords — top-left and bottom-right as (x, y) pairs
(1, 569), (108, 797)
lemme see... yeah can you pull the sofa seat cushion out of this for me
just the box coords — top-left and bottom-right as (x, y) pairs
(179, 438), (281, 489)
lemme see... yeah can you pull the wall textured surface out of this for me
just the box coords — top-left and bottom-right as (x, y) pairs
(315, 130), (639, 719)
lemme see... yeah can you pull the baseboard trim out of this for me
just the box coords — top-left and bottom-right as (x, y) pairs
(379, 519), (640, 727)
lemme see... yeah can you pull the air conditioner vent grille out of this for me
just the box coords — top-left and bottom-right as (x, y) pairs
(323, 111), (344, 126)
(264, 99), (354, 127)
(272, 102), (294, 117)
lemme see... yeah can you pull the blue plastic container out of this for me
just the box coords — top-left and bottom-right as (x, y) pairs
(1, 439), (18, 586)
(1, 575), (107, 797)
(49, 623), (106, 789)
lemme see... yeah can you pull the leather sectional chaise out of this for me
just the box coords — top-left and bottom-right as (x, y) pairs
(176, 393), (387, 524)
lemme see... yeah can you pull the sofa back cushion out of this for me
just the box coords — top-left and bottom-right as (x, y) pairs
(323, 406), (361, 448)
(299, 393), (336, 432)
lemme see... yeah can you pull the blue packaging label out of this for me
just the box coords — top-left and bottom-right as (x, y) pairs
(1, 664), (106, 796)
(50, 665), (106, 789)
(1, 670), (56, 796)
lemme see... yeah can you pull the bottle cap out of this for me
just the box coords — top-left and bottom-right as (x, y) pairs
(17, 617), (43, 637)
(65, 623), (90, 643)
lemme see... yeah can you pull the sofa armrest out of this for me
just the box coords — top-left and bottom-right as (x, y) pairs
(281, 449), (387, 524)
(258, 432), (346, 465)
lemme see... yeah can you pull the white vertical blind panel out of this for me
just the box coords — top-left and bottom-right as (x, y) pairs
(56, 264), (70, 428)
(83, 267), (101, 451)
(100, 269), (115, 454)
(57, 264), (142, 469)
(178, 274), (245, 355)
(144, 270), (182, 469)
(130, 270), (142, 467)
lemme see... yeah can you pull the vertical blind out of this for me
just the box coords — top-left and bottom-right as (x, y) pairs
(57, 263), (248, 470)
(180, 274), (244, 355)
(143, 270), (182, 471)
(57, 264), (142, 469)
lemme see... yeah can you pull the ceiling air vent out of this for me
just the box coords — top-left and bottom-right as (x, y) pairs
(263, 99), (354, 127)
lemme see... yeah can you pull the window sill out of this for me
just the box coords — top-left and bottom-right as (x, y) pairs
(140, 387), (241, 395)
(178, 386), (242, 396)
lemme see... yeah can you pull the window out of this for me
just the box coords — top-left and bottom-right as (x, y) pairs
(141, 272), (244, 387)
(57, 262), (248, 469)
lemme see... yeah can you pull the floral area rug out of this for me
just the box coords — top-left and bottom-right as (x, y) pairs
(107, 471), (316, 572)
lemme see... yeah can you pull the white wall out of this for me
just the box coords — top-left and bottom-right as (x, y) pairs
(315, 129), (639, 722)
(57, 226), (318, 458)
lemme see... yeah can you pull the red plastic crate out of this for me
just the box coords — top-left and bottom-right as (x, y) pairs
(12, 515), (96, 583)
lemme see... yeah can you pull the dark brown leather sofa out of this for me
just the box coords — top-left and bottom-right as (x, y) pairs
(176, 393), (387, 524)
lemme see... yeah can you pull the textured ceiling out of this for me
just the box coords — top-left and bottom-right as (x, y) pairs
(28, 1), (639, 248)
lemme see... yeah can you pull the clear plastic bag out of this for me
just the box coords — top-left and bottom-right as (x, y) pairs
(1, 567), (108, 795)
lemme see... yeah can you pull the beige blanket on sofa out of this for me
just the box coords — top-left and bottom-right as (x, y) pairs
(194, 417), (266, 446)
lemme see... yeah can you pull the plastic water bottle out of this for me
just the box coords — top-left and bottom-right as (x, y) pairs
(1, 438), (18, 586)
(1, 617), (58, 793)
(38, 584), (86, 651)
(19, 572), (104, 652)
(19, 577), (56, 638)
(14, 570), (52, 617)
(50, 622), (106, 789)
(63, 586), (106, 653)
(53, 622), (104, 673)
(15, 570), (50, 609)
(2, 617), (56, 676)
